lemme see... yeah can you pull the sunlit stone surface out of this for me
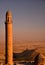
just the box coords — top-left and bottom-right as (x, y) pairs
(5, 11), (13, 65)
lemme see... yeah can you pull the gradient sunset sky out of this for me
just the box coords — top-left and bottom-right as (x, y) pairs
(0, 0), (45, 43)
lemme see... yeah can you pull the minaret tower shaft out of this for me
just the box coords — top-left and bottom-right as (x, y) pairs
(5, 11), (13, 65)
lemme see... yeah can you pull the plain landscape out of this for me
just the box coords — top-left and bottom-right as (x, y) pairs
(0, 41), (45, 58)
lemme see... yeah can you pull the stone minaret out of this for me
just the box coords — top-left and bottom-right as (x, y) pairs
(5, 11), (13, 65)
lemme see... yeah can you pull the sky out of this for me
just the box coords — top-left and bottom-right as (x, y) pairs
(0, 0), (45, 43)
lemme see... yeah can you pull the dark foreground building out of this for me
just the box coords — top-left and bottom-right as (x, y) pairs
(13, 49), (45, 65)
(0, 49), (45, 65)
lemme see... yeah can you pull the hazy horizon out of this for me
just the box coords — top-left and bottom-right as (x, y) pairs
(0, 0), (45, 44)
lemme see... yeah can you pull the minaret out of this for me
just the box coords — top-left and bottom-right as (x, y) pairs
(5, 11), (13, 65)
